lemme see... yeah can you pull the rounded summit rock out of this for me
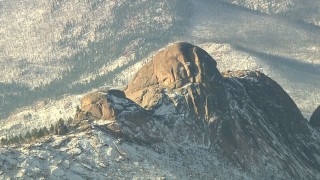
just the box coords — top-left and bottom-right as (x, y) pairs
(125, 42), (223, 108)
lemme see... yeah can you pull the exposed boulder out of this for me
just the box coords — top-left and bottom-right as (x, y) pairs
(124, 42), (224, 110)
(310, 106), (320, 128)
(81, 89), (126, 120)
(79, 89), (165, 143)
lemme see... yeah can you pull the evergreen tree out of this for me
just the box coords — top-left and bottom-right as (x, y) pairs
(76, 106), (80, 112)
(38, 128), (44, 138)
(50, 118), (69, 135)
(31, 128), (38, 139)
(8, 137), (13, 144)
(43, 127), (50, 136)
(50, 124), (54, 135)
(58, 118), (64, 125)
(1, 117), (73, 145)
(67, 117), (73, 126)
(12, 135), (19, 144)
(25, 131), (32, 140)
(0, 138), (7, 145)
(19, 134), (24, 143)
(58, 123), (68, 135)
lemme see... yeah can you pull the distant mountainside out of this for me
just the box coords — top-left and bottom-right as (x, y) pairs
(223, 0), (294, 14)
(0, 0), (191, 87)
(1, 42), (319, 179)
(221, 0), (320, 27)
(0, 0), (191, 118)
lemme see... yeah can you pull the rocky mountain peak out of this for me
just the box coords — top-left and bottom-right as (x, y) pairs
(2, 42), (320, 179)
(74, 42), (320, 178)
(129, 42), (221, 88)
(124, 42), (224, 110)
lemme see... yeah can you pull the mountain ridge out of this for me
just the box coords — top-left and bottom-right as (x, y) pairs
(1, 0), (320, 127)
(1, 42), (320, 179)
(70, 42), (320, 178)
(1, 0), (320, 177)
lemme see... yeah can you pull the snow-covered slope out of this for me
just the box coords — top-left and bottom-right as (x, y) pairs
(221, 0), (320, 27)
(0, 0), (191, 119)
(0, 120), (251, 179)
(0, 94), (82, 139)
(0, 0), (181, 87)
(225, 0), (294, 14)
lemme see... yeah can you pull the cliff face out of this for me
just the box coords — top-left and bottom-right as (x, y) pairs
(77, 42), (320, 178)
(220, 71), (317, 175)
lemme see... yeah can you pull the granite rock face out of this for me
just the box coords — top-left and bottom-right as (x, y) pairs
(81, 89), (126, 120)
(124, 42), (224, 109)
(74, 42), (320, 178)
(79, 89), (165, 143)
